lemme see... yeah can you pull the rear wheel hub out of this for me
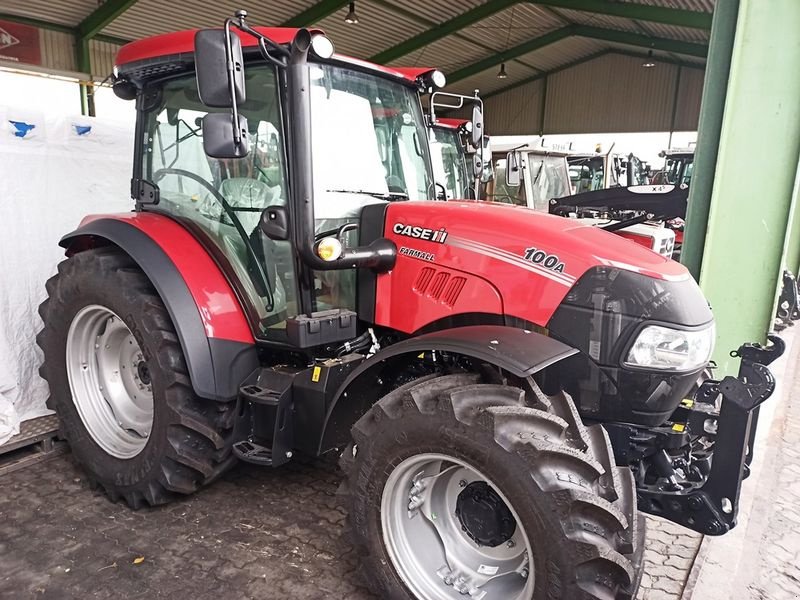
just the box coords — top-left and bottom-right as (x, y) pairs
(455, 481), (517, 547)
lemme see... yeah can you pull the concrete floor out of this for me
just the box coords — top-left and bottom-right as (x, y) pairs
(0, 451), (698, 600)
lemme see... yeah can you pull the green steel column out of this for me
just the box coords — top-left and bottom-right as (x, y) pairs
(77, 37), (95, 117)
(681, 0), (740, 278)
(783, 153), (800, 277)
(698, 0), (800, 374)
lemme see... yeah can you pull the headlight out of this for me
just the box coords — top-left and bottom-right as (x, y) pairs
(624, 324), (714, 371)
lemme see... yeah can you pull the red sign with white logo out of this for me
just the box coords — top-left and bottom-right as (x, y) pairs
(0, 20), (42, 66)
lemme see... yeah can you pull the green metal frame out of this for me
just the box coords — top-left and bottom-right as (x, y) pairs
(448, 25), (707, 85)
(77, 0), (139, 40)
(0, 12), (128, 45)
(371, 0), (711, 64)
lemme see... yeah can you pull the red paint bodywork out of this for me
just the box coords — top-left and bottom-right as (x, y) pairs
(115, 27), (422, 86)
(436, 118), (470, 130)
(376, 201), (688, 334)
(80, 213), (254, 344)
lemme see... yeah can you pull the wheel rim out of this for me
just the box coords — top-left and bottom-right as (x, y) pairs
(381, 452), (534, 600)
(66, 305), (154, 459)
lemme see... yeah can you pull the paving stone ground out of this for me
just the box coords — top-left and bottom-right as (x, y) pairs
(0, 446), (702, 600)
(687, 332), (800, 600)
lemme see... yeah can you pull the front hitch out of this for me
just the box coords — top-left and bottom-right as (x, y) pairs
(636, 335), (784, 535)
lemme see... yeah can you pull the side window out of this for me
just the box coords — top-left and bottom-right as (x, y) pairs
(144, 67), (296, 336)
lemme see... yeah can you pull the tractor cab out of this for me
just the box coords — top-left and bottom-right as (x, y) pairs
(115, 20), (435, 341)
(428, 118), (473, 200)
(652, 147), (695, 186)
(567, 147), (650, 192)
(485, 138), (572, 211)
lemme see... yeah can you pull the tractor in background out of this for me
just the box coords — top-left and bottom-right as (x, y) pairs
(38, 12), (783, 600)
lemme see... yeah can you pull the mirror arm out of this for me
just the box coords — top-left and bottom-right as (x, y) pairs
(222, 18), (244, 145)
(285, 31), (395, 274)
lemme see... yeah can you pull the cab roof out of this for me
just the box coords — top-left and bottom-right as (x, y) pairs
(115, 26), (426, 86)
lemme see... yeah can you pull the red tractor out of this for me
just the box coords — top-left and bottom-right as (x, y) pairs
(38, 13), (782, 600)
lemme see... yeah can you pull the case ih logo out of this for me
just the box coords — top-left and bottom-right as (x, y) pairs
(393, 223), (448, 244)
(0, 28), (20, 52)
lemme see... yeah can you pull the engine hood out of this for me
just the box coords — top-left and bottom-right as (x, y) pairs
(375, 200), (694, 333)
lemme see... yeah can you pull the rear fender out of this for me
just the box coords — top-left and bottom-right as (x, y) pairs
(60, 213), (257, 401)
(317, 325), (577, 453)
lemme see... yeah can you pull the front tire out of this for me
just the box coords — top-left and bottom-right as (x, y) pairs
(340, 373), (640, 600)
(37, 247), (237, 508)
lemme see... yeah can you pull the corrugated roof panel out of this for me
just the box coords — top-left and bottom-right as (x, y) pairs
(673, 64), (704, 130)
(598, 41), (706, 67)
(0, 0), (96, 28)
(103, 0), (318, 40)
(461, 4), (565, 52)
(314, 0), (429, 59)
(549, 9), (643, 32)
(545, 53), (679, 133)
(40, 28), (77, 72)
(391, 35), (497, 73)
(377, 0), (489, 25)
(484, 78), (547, 135)
(518, 36), (607, 71)
(90, 39), (122, 78)
(635, 21), (710, 43)
(448, 63), (539, 97)
(618, 0), (714, 12)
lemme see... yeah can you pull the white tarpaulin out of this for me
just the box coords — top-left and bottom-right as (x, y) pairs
(0, 106), (134, 444)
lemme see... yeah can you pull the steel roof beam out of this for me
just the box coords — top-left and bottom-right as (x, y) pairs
(573, 25), (708, 57)
(78, 0), (139, 40)
(371, 0), (711, 64)
(447, 24), (707, 84)
(282, 0), (350, 27)
(448, 26), (574, 84)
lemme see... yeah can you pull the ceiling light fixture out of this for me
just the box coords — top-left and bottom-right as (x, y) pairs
(642, 49), (656, 68)
(497, 63), (508, 79)
(344, 1), (359, 24)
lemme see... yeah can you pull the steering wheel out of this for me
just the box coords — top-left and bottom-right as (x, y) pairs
(152, 168), (275, 310)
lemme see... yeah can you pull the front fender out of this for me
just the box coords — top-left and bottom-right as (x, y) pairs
(60, 212), (257, 401)
(317, 325), (577, 453)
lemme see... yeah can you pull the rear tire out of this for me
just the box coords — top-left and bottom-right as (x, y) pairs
(37, 247), (237, 508)
(340, 373), (640, 600)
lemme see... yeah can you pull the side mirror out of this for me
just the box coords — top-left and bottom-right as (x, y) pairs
(195, 29), (246, 107)
(203, 113), (249, 159)
(260, 205), (289, 241)
(505, 151), (522, 187)
(472, 154), (483, 180)
(471, 104), (484, 148)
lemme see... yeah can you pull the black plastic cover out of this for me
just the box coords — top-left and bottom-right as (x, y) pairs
(286, 309), (358, 348)
(547, 266), (713, 426)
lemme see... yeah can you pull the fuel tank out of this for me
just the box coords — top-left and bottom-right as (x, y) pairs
(373, 200), (713, 426)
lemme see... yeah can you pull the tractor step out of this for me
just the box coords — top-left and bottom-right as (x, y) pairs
(232, 440), (280, 465)
(239, 384), (282, 406)
(233, 368), (297, 468)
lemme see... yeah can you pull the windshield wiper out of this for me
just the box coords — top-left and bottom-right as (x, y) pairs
(326, 189), (409, 200)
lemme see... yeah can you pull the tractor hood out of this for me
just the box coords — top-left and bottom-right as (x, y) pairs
(376, 200), (698, 333)
(374, 199), (713, 427)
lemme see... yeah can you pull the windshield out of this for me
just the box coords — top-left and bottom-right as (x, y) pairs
(568, 156), (605, 193)
(487, 154), (570, 210)
(309, 63), (434, 219)
(663, 155), (694, 186)
(430, 126), (471, 199)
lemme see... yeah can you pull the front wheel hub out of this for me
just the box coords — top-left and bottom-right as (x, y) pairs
(455, 481), (517, 547)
